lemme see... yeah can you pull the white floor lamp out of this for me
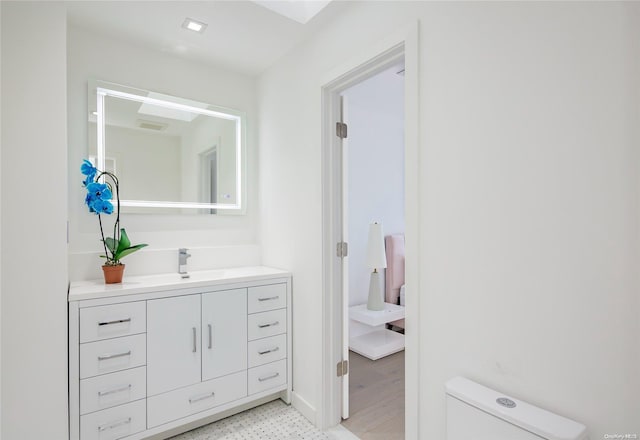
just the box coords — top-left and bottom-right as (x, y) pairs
(366, 222), (387, 311)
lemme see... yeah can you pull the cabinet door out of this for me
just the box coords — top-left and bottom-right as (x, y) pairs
(201, 288), (247, 381)
(147, 295), (201, 396)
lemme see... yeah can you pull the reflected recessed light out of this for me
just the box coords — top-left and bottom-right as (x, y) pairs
(182, 18), (207, 33)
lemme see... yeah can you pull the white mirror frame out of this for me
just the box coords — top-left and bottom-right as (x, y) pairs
(96, 86), (244, 211)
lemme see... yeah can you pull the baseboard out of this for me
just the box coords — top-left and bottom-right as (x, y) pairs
(291, 391), (317, 426)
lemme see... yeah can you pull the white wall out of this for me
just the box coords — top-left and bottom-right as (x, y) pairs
(67, 25), (260, 280)
(343, 66), (404, 307)
(0, 2), (69, 439)
(258, 2), (640, 438)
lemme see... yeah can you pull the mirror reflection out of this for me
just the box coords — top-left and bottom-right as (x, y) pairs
(88, 80), (245, 214)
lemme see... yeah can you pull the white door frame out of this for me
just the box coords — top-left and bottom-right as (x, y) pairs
(320, 22), (421, 439)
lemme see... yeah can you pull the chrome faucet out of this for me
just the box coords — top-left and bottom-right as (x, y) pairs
(178, 248), (191, 277)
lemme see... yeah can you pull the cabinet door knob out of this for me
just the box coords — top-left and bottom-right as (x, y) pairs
(258, 296), (279, 302)
(258, 321), (279, 329)
(192, 327), (197, 353)
(208, 324), (213, 349)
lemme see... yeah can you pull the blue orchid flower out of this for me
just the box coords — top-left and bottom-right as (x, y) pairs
(81, 159), (97, 186)
(83, 174), (95, 187)
(81, 159), (97, 176)
(86, 182), (112, 201)
(89, 198), (114, 215)
(85, 192), (97, 212)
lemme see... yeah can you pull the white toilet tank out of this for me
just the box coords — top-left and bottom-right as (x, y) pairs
(446, 377), (588, 440)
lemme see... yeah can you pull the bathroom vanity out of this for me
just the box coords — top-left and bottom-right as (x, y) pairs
(68, 266), (291, 440)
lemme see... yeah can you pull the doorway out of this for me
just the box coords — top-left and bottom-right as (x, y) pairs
(320, 22), (419, 439)
(199, 146), (218, 214)
(339, 63), (405, 439)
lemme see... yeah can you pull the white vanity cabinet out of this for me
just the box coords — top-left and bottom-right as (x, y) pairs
(201, 289), (248, 381)
(69, 267), (291, 440)
(147, 294), (201, 396)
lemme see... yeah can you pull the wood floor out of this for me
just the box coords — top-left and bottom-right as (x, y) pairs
(341, 350), (404, 440)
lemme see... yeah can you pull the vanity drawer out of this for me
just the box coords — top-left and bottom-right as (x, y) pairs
(247, 309), (287, 341)
(80, 301), (146, 343)
(80, 334), (146, 379)
(248, 359), (287, 395)
(248, 284), (286, 314)
(80, 366), (146, 415)
(80, 399), (146, 440)
(147, 370), (247, 429)
(248, 334), (287, 368)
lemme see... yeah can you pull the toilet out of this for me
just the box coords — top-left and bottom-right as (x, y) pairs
(446, 377), (589, 440)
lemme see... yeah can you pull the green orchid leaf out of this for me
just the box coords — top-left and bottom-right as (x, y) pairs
(105, 237), (119, 254)
(116, 228), (131, 254)
(115, 244), (148, 260)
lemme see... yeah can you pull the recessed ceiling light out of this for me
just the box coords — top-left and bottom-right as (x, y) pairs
(182, 18), (207, 33)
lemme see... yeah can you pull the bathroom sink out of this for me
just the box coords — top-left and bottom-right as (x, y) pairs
(137, 269), (227, 286)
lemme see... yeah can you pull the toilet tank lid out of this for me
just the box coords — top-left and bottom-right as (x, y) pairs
(446, 377), (588, 440)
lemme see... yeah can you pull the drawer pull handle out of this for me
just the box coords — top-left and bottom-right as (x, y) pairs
(98, 417), (132, 432)
(258, 347), (280, 355)
(98, 350), (131, 361)
(189, 392), (215, 404)
(98, 318), (131, 326)
(192, 327), (197, 353)
(258, 296), (279, 302)
(208, 324), (213, 349)
(258, 372), (280, 382)
(258, 321), (279, 329)
(98, 384), (132, 397)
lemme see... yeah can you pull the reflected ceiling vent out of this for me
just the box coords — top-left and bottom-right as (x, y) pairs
(137, 119), (168, 131)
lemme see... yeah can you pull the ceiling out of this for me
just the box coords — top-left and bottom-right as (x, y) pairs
(66, 1), (351, 77)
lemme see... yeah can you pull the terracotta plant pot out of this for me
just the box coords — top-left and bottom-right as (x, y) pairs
(102, 264), (125, 284)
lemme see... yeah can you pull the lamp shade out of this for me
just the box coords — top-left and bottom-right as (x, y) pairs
(366, 222), (387, 269)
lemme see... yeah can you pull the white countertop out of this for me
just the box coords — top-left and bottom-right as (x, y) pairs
(68, 266), (291, 302)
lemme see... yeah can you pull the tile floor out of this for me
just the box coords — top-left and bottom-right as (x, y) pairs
(169, 400), (339, 440)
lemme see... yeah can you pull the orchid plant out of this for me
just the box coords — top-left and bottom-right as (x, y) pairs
(81, 160), (147, 266)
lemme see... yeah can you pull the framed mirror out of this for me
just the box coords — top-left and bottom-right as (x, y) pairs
(88, 80), (246, 214)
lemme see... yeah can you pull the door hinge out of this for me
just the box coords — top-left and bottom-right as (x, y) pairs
(336, 242), (348, 258)
(336, 122), (348, 139)
(336, 360), (349, 377)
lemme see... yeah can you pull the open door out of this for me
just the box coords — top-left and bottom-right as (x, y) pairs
(339, 95), (350, 420)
